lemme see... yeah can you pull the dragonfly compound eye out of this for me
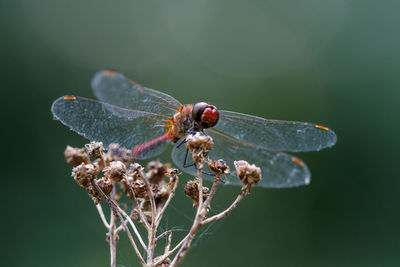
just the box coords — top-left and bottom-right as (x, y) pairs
(192, 102), (219, 129)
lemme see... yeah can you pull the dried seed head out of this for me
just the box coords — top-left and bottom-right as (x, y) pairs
(86, 184), (102, 205)
(132, 179), (147, 198)
(97, 177), (113, 196)
(152, 183), (171, 205)
(184, 178), (209, 208)
(64, 146), (90, 166)
(167, 168), (179, 177)
(128, 162), (143, 179)
(234, 160), (262, 186)
(208, 159), (230, 175)
(71, 163), (99, 188)
(85, 141), (104, 159)
(186, 132), (214, 166)
(146, 160), (170, 184)
(103, 161), (126, 182)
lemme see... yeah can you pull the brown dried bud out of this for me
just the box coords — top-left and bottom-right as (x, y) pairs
(234, 160), (262, 186)
(97, 177), (113, 196)
(128, 163), (144, 178)
(208, 159), (230, 175)
(152, 183), (171, 205)
(71, 163), (99, 188)
(186, 132), (214, 166)
(64, 146), (90, 166)
(132, 179), (147, 198)
(184, 178), (209, 208)
(85, 141), (104, 159)
(86, 184), (102, 205)
(167, 168), (179, 177)
(146, 160), (170, 184)
(103, 161), (126, 182)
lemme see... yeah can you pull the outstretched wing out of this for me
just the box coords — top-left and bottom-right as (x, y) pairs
(214, 110), (337, 152)
(51, 96), (170, 159)
(91, 70), (182, 116)
(171, 129), (310, 188)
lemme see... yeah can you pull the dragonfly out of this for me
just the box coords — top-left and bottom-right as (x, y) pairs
(51, 70), (337, 188)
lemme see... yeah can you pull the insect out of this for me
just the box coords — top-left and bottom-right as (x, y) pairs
(51, 70), (337, 188)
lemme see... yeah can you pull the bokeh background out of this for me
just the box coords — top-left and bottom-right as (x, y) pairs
(2, 0), (400, 266)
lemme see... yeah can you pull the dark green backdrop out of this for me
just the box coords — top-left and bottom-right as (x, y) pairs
(2, 0), (400, 266)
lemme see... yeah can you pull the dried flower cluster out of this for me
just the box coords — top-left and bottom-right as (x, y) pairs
(63, 135), (261, 267)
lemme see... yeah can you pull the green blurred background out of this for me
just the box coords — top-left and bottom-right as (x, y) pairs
(2, 0), (400, 266)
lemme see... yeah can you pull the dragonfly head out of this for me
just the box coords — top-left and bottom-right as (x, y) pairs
(192, 102), (219, 129)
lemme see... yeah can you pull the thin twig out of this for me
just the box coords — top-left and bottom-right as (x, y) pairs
(201, 173), (221, 215)
(165, 231), (172, 254)
(202, 184), (249, 225)
(137, 170), (157, 265)
(156, 175), (179, 225)
(96, 204), (110, 228)
(109, 185), (117, 267)
(153, 233), (188, 266)
(123, 176), (151, 230)
(170, 163), (204, 266)
(117, 202), (147, 250)
(155, 230), (172, 244)
(91, 179), (146, 266)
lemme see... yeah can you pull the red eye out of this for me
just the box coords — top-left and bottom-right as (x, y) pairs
(192, 102), (219, 129)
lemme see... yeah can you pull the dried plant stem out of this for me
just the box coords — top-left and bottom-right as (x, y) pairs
(96, 204), (110, 228)
(91, 179), (146, 266)
(165, 231), (172, 254)
(171, 162), (206, 266)
(66, 141), (259, 267)
(109, 186), (117, 267)
(156, 176), (179, 225)
(137, 171), (158, 266)
(153, 232), (187, 266)
(202, 173), (221, 214)
(202, 184), (249, 225)
(123, 177), (150, 230)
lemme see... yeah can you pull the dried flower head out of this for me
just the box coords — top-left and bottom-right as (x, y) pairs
(208, 159), (230, 175)
(234, 160), (262, 186)
(132, 179), (147, 199)
(86, 184), (102, 205)
(146, 160), (170, 184)
(64, 146), (90, 166)
(184, 178), (209, 208)
(71, 163), (99, 188)
(128, 163), (145, 178)
(166, 168), (179, 177)
(186, 132), (214, 166)
(152, 183), (171, 205)
(103, 161), (126, 182)
(97, 177), (113, 196)
(85, 141), (104, 159)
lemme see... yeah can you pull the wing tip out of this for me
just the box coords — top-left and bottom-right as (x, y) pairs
(51, 95), (77, 119)
(91, 69), (123, 89)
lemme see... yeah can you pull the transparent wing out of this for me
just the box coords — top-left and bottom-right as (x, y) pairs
(91, 70), (182, 116)
(214, 110), (337, 152)
(171, 129), (310, 188)
(51, 96), (170, 159)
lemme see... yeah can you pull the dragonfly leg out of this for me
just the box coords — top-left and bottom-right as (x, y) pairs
(176, 137), (187, 149)
(179, 147), (215, 177)
(182, 147), (195, 168)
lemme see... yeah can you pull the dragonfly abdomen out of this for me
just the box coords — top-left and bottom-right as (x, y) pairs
(131, 132), (172, 159)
